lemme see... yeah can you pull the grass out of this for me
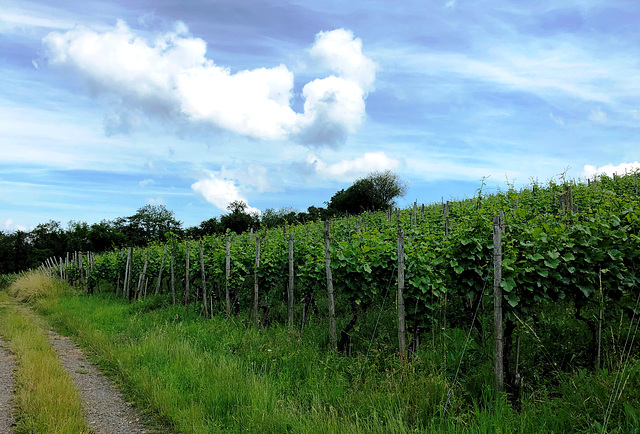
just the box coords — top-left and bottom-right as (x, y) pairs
(4, 272), (640, 432)
(0, 288), (88, 433)
(7, 270), (66, 302)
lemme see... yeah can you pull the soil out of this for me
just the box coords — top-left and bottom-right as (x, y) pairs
(0, 339), (15, 434)
(47, 331), (161, 434)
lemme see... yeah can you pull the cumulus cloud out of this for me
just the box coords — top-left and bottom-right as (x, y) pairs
(191, 171), (260, 214)
(42, 21), (375, 146)
(582, 162), (640, 178)
(308, 151), (402, 182)
(308, 29), (376, 91)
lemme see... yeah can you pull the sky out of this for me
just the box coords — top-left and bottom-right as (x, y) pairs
(2, 0), (640, 231)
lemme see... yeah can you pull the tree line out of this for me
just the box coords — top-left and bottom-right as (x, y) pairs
(1, 171), (407, 274)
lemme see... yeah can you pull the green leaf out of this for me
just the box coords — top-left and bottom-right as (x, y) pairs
(529, 253), (544, 261)
(501, 277), (516, 292)
(544, 258), (560, 269)
(505, 292), (520, 308)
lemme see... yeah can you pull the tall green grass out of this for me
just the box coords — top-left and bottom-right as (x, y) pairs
(2, 272), (636, 433)
(31, 289), (638, 433)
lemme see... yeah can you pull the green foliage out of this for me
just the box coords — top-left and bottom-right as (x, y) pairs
(220, 200), (259, 234)
(328, 170), (408, 215)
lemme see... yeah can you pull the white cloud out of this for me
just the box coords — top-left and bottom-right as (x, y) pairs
(139, 178), (155, 187)
(219, 163), (277, 194)
(191, 171), (260, 214)
(42, 21), (376, 146)
(589, 107), (607, 123)
(582, 162), (640, 179)
(3, 218), (28, 232)
(309, 151), (401, 182)
(309, 29), (376, 91)
(146, 196), (165, 205)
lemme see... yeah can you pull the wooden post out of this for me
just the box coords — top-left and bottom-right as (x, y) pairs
(324, 221), (338, 352)
(155, 245), (167, 295)
(288, 234), (294, 327)
(199, 239), (208, 318)
(170, 241), (176, 305)
(65, 252), (69, 281)
(79, 252), (85, 292)
(253, 237), (260, 325)
(136, 250), (149, 300)
(225, 235), (231, 318)
(93, 253), (102, 293)
(444, 201), (450, 237)
(124, 248), (132, 300)
(183, 241), (190, 305)
(397, 228), (406, 360)
(116, 255), (122, 296)
(596, 269), (603, 369)
(493, 212), (505, 394)
(412, 201), (417, 226)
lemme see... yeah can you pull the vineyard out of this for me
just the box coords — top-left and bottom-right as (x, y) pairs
(36, 172), (640, 431)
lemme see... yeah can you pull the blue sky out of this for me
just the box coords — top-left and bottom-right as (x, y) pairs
(2, 0), (640, 231)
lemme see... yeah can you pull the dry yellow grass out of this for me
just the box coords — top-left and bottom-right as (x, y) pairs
(7, 271), (66, 302)
(0, 275), (89, 433)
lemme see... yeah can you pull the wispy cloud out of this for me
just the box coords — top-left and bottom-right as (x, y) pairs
(588, 107), (607, 123)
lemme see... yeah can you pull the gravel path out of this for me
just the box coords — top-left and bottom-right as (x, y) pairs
(47, 331), (157, 434)
(0, 339), (15, 434)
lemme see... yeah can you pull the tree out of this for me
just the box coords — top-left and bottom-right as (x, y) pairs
(221, 201), (259, 234)
(115, 205), (182, 246)
(186, 217), (223, 239)
(261, 207), (300, 229)
(29, 220), (67, 268)
(328, 170), (408, 215)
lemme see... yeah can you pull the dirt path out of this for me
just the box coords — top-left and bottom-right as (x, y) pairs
(0, 339), (15, 434)
(47, 331), (157, 434)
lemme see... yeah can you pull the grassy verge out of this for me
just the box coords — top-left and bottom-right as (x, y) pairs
(5, 272), (639, 433)
(0, 290), (88, 433)
(32, 290), (611, 433)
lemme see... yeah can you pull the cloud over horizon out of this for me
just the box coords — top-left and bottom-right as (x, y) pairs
(42, 21), (375, 146)
(191, 171), (261, 214)
(582, 161), (640, 179)
(308, 151), (402, 182)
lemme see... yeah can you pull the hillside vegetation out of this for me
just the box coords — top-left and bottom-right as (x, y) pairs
(6, 172), (640, 432)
